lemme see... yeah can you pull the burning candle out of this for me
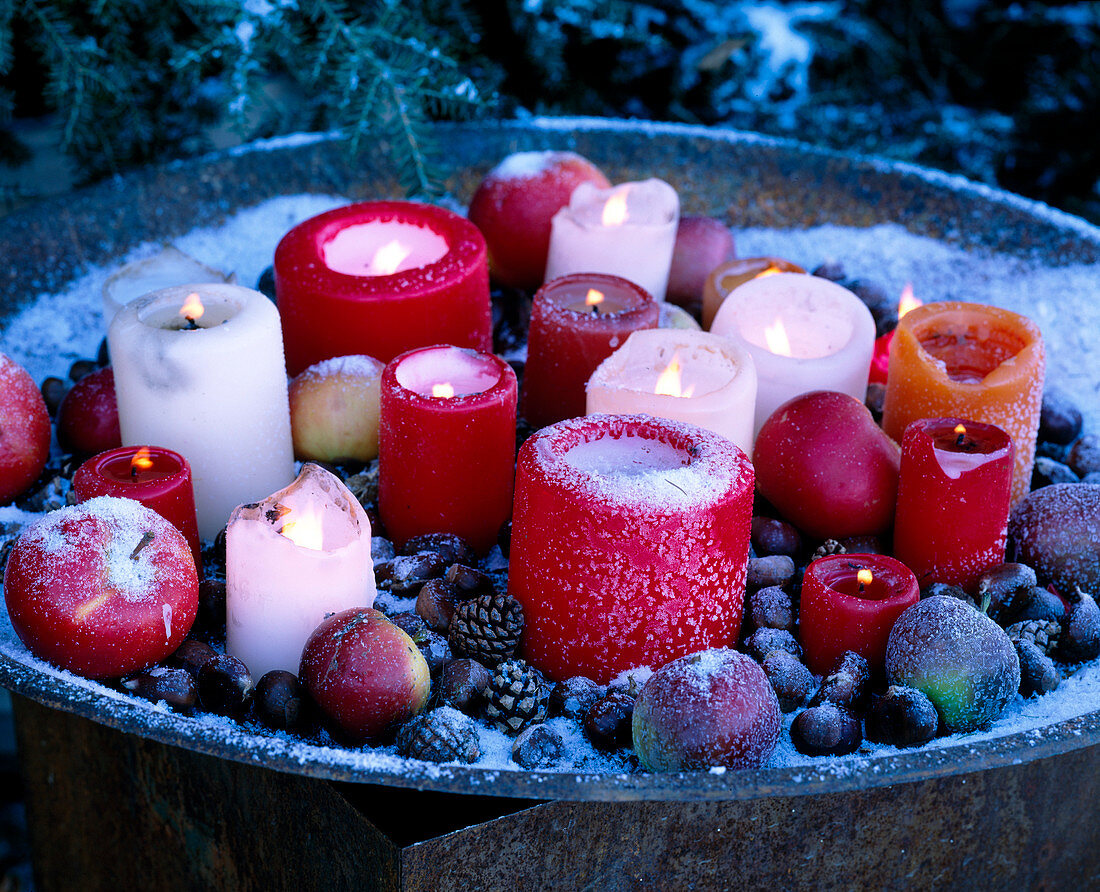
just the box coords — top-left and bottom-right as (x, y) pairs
(226, 463), (376, 678)
(108, 284), (295, 540)
(893, 418), (1014, 589)
(521, 273), (659, 428)
(710, 272), (876, 436)
(275, 201), (492, 375)
(509, 414), (755, 684)
(881, 301), (1044, 506)
(585, 329), (757, 456)
(701, 257), (805, 330)
(869, 284), (923, 385)
(72, 445), (202, 570)
(543, 179), (680, 300)
(378, 345), (517, 554)
(799, 553), (920, 675)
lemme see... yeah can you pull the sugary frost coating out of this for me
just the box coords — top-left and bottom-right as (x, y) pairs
(1009, 484), (1100, 593)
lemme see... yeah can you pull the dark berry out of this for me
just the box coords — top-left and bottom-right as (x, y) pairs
(122, 667), (197, 711)
(809, 651), (871, 711)
(437, 658), (491, 713)
(751, 517), (801, 558)
(866, 686), (938, 747)
(1015, 640), (1060, 698)
(548, 676), (604, 720)
(1040, 389), (1083, 445)
(761, 650), (814, 712)
(416, 578), (460, 633)
(198, 654), (254, 714)
(747, 585), (795, 633)
(400, 532), (476, 566)
(512, 723), (564, 768)
(253, 670), (310, 731)
(791, 703), (863, 756)
(1031, 457), (1078, 489)
(584, 690), (635, 751)
(1068, 435), (1100, 477)
(744, 628), (801, 663)
(746, 555), (795, 590)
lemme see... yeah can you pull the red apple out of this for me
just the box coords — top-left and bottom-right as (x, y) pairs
(289, 354), (385, 462)
(754, 390), (900, 539)
(300, 608), (430, 743)
(467, 151), (611, 290)
(632, 648), (781, 771)
(3, 496), (199, 678)
(666, 216), (737, 308)
(0, 353), (51, 504)
(57, 366), (121, 455)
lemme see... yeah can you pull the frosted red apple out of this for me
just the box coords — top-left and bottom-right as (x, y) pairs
(57, 366), (121, 455)
(0, 353), (51, 504)
(299, 608), (430, 743)
(754, 390), (901, 539)
(666, 215), (737, 308)
(467, 151), (611, 290)
(3, 497), (198, 678)
(288, 354), (385, 462)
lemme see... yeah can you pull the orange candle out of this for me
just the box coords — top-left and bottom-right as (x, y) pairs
(882, 302), (1044, 506)
(702, 257), (804, 329)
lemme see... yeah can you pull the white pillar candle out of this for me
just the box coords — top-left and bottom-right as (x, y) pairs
(108, 283), (295, 539)
(586, 329), (757, 456)
(710, 272), (875, 436)
(544, 179), (680, 301)
(226, 463), (376, 678)
(102, 246), (234, 324)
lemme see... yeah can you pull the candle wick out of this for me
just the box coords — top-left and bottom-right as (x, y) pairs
(184, 316), (200, 330)
(956, 432), (966, 447)
(590, 304), (599, 317)
(130, 531), (155, 560)
(130, 465), (138, 479)
(266, 503), (292, 524)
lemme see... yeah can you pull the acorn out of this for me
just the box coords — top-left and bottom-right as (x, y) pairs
(866, 686), (938, 747)
(746, 555), (795, 590)
(1031, 457), (1078, 489)
(437, 658), (491, 713)
(1040, 388), (1083, 445)
(791, 703), (863, 756)
(198, 654), (254, 715)
(416, 578), (461, 633)
(68, 358), (98, 382)
(751, 517), (801, 558)
(40, 376), (67, 416)
(1015, 640), (1060, 698)
(747, 585), (795, 633)
(977, 563), (1037, 625)
(744, 628), (802, 663)
(377, 553), (447, 594)
(253, 670), (311, 732)
(809, 651), (871, 712)
(761, 650), (815, 712)
(1012, 585), (1067, 624)
(166, 638), (218, 680)
(445, 563), (496, 597)
(1068, 435), (1100, 477)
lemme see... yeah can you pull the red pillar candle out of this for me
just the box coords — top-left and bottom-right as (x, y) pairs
(893, 418), (1014, 589)
(378, 345), (517, 554)
(799, 554), (920, 676)
(274, 201), (492, 375)
(520, 273), (659, 428)
(509, 414), (754, 684)
(72, 446), (202, 570)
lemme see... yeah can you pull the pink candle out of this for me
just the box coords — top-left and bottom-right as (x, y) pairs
(378, 345), (517, 553)
(509, 414), (754, 683)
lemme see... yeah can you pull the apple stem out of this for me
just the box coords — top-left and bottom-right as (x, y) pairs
(130, 531), (155, 560)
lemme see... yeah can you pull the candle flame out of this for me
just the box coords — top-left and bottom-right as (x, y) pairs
(585, 288), (605, 308)
(857, 569), (874, 587)
(280, 504), (324, 551)
(764, 317), (792, 356)
(954, 423), (967, 436)
(179, 292), (205, 322)
(432, 382), (456, 398)
(131, 447), (154, 474)
(370, 240), (412, 276)
(654, 353), (696, 398)
(757, 263), (783, 279)
(898, 283), (922, 318)
(601, 191), (629, 227)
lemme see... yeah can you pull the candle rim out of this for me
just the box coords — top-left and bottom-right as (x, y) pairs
(119, 283), (276, 338)
(75, 444), (190, 487)
(908, 416), (1014, 457)
(320, 219), (450, 277)
(709, 256), (806, 299)
(384, 344), (516, 406)
(804, 553), (919, 611)
(560, 178), (680, 229)
(536, 272), (657, 322)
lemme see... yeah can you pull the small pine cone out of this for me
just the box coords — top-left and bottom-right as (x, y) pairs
(812, 539), (846, 561)
(396, 708), (480, 763)
(484, 659), (549, 735)
(1005, 619), (1061, 656)
(449, 591), (524, 666)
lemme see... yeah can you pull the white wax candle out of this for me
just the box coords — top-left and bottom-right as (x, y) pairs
(544, 179), (680, 301)
(323, 221), (449, 276)
(393, 345), (502, 397)
(108, 283), (295, 539)
(586, 329), (757, 456)
(710, 273), (875, 436)
(226, 463), (376, 678)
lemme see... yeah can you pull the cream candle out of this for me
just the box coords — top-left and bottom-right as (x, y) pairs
(226, 463), (375, 678)
(108, 283), (295, 539)
(101, 246), (234, 324)
(710, 272), (876, 435)
(543, 179), (680, 301)
(586, 329), (757, 456)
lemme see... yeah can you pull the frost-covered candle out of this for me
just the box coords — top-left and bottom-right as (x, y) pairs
(799, 553), (919, 676)
(509, 414), (755, 684)
(586, 329), (757, 456)
(710, 272), (876, 436)
(893, 418), (1014, 589)
(72, 446), (202, 571)
(378, 345), (517, 554)
(274, 201), (492, 374)
(108, 284), (295, 540)
(521, 273), (659, 428)
(882, 301), (1045, 507)
(226, 463), (376, 679)
(543, 179), (680, 301)
(701, 257), (804, 330)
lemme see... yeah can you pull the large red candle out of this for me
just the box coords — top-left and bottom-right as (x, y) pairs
(799, 554), (919, 676)
(520, 273), (658, 428)
(378, 345), (516, 554)
(893, 418), (1014, 589)
(72, 446), (202, 570)
(274, 201), (492, 375)
(509, 414), (754, 684)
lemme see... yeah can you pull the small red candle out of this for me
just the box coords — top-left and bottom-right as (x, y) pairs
(509, 414), (754, 684)
(893, 418), (1014, 589)
(274, 201), (492, 375)
(72, 446), (202, 570)
(520, 273), (659, 428)
(378, 345), (516, 554)
(799, 554), (919, 676)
